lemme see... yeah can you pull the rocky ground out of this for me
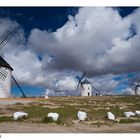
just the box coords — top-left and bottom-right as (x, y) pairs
(0, 96), (140, 133)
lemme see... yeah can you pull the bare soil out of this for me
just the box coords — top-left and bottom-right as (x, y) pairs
(0, 122), (140, 133)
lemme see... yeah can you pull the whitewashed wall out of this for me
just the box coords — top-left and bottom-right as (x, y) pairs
(81, 84), (92, 96)
(0, 67), (12, 98)
(136, 87), (140, 95)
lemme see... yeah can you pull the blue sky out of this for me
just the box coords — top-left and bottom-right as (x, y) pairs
(0, 7), (140, 97)
(0, 7), (78, 34)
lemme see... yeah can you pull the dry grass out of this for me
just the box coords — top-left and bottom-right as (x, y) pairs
(0, 96), (140, 126)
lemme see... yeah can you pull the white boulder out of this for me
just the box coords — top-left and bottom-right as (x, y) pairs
(13, 112), (28, 120)
(47, 113), (59, 121)
(45, 95), (49, 99)
(135, 111), (140, 116)
(123, 112), (135, 118)
(107, 112), (115, 120)
(77, 111), (87, 121)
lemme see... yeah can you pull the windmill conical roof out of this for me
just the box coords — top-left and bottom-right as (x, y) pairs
(81, 79), (91, 84)
(0, 56), (14, 71)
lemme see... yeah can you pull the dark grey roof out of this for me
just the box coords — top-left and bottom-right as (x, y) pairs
(0, 56), (14, 71)
(81, 79), (91, 84)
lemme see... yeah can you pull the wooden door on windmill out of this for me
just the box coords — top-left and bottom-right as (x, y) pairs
(0, 67), (8, 81)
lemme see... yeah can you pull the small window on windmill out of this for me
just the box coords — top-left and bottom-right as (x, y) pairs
(0, 67), (8, 81)
(88, 87), (89, 90)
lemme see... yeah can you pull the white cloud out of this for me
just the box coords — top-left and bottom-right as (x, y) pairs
(55, 76), (77, 91)
(27, 7), (140, 76)
(89, 74), (119, 95)
(1, 7), (140, 95)
(43, 89), (55, 96)
(121, 87), (135, 95)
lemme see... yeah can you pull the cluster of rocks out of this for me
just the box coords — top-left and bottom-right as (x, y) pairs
(12, 110), (140, 122)
(12, 111), (87, 121)
(47, 111), (87, 121)
(107, 110), (140, 121)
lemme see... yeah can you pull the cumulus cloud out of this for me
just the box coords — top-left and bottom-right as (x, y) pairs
(89, 74), (119, 95)
(1, 7), (140, 95)
(27, 7), (140, 77)
(55, 76), (77, 91)
(121, 87), (135, 95)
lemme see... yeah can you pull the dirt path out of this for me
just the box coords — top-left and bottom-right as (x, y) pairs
(0, 98), (36, 105)
(0, 122), (140, 133)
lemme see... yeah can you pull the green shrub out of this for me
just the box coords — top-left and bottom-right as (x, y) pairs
(119, 118), (140, 123)
(0, 116), (13, 122)
(41, 116), (62, 125)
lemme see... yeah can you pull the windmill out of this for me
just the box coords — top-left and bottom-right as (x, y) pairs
(76, 72), (102, 96)
(135, 82), (140, 96)
(129, 79), (140, 96)
(0, 26), (26, 98)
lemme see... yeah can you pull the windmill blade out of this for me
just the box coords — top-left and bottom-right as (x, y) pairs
(135, 83), (140, 95)
(76, 72), (86, 88)
(135, 86), (137, 95)
(0, 25), (20, 51)
(135, 85), (138, 95)
(0, 28), (11, 41)
(91, 84), (102, 95)
(80, 72), (86, 82)
(81, 83), (84, 90)
(0, 30), (11, 44)
(76, 72), (86, 90)
(0, 31), (12, 51)
(0, 67), (8, 81)
(76, 81), (80, 90)
(12, 75), (26, 98)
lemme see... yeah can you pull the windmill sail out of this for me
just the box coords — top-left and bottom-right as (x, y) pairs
(0, 26), (27, 98)
(135, 83), (140, 95)
(0, 67), (8, 81)
(12, 76), (26, 98)
(76, 72), (86, 90)
(91, 84), (102, 96)
(0, 26), (20, 51)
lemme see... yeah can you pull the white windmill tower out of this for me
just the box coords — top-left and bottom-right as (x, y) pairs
(76, 72), (101, 96)
(80, 79), (92, 96)
(0, 56), (13, 98)
(135, 82), (140, 95)
(0, 26), (26, 98)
